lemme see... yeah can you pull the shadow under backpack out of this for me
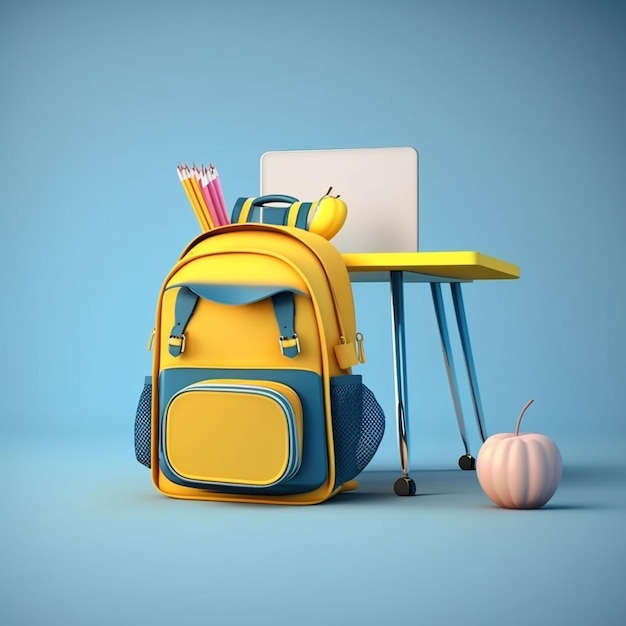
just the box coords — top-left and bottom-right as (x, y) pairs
(134, 223), (386, 505)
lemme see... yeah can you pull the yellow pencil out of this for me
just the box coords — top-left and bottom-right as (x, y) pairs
(189, 164), (216, 230)
(186, 164), (215, 230)
(177, 164), (211, 231)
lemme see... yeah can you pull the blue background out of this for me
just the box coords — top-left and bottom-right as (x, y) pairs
(2, 0), (624, 463)
(1, 2), (625, 624)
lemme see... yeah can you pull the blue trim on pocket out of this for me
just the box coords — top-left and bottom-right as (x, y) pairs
(161, 381), (303, 488)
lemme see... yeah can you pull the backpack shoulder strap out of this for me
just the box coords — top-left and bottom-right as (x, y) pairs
(167, 286), (198, 356)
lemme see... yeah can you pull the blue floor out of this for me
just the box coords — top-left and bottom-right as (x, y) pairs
(2, 438), (625, 626)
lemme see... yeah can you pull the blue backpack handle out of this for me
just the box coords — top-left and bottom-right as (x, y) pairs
(251, 195), (299, 206)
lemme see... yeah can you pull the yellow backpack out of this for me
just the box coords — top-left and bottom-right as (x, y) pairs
(134, 223), (385, 504)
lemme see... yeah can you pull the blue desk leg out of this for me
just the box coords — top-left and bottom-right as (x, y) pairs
(450, 282), (488, 443)
(430, 283), (476, 470)
(390, 271), (416, 496)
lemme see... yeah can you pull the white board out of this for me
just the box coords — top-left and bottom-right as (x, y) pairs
(260, 146), (419, 253)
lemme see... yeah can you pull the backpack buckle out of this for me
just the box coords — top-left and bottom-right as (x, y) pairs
(168, 334), (186, 355)
(279, 334), (300, 358)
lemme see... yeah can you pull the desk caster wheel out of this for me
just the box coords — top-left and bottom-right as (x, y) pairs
(458, 454), (476, 470)
(394, 476), (417, 496)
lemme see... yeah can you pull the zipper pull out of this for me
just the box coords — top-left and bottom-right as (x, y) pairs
(147, 328), (156, 351)
(356, 332), (366, 363)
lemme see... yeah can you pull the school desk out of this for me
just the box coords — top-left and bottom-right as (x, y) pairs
(343, 251), (520, 495)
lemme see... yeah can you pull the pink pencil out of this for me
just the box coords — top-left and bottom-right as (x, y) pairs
(198, 167), (223, 226)
(193, 165), (221, 228)
(208, 164), (230, 225)
(203, 166), (224, 226)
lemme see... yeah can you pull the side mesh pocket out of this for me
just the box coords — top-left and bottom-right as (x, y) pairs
(134, 376), (152, 468)
(330, 375), (385, 487)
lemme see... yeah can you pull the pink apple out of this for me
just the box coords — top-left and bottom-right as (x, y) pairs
(476, 400), (562, 509)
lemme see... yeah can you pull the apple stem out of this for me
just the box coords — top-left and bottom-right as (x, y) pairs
(326, 186), (333, 196)
(514, 399), (535, 436)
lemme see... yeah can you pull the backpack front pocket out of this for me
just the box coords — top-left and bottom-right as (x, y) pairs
(161, 379), (303, 490)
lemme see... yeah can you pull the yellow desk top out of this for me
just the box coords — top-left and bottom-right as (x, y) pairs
(342, 251), (520, 283)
